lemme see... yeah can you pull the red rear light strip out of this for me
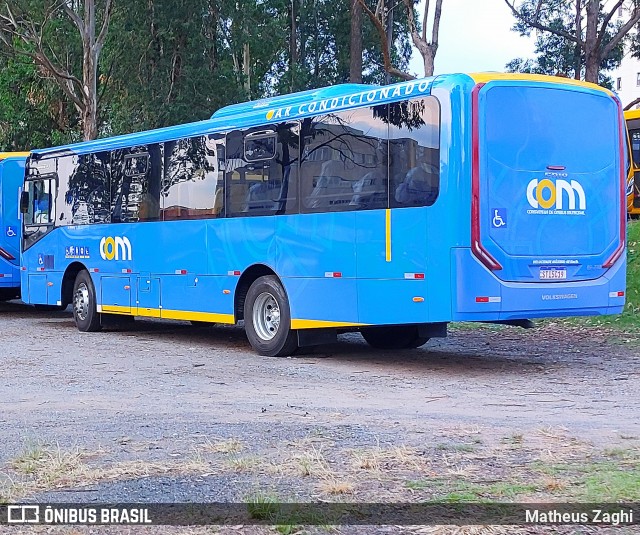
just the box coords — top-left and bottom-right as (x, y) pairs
(603, 98), (627, 269)
(475, 296), (501, 303)
(471, 84), (502, 271)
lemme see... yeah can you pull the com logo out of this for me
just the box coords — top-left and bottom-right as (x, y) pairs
(526, 179), (586, 210)
(99, 236), (132, 261)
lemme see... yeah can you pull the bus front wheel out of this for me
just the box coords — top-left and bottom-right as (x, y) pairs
(72, 270), (102, 332)
(361, 326), (429, 350)
(244, 275), (298, 357)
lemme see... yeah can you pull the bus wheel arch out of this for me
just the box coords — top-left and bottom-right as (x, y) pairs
(235, 266), (298, 357)
(61, 262), (87, 308)
(72, 269), (102, 332)
(234, 264), (281, 322)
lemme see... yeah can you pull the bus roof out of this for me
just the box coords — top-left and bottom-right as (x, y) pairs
(470, 72), (613, 96)
(29, 72), (613, 160)
(0, 152), (29, 161)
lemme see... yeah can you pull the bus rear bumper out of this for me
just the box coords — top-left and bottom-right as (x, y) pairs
(451, 248), (627, 321)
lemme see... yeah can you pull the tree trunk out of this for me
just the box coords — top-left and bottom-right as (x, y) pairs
(349, 0), (362, 83)
(82, 0), (98, 140)
(243, 42), (251, 97)
(289, 0), (298, 91)
(422, 49), (434, 77)
(572, 0), (582, 79)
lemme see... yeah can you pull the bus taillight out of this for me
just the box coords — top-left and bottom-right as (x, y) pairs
(471, 84), (502, 271)
(0, 247), (15, 261)
(603, 100), (627, 269)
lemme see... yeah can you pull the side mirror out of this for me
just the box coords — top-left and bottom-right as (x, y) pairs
(20, 190), (29, 214)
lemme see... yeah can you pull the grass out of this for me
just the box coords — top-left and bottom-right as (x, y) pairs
(405, 478), (539, 502)
(405, 461), (640, 503)
(3, 442), (210, 500)
(449, 219), (640, 333)
(534, 459), (640, 501)
(559, 218), (640, 331)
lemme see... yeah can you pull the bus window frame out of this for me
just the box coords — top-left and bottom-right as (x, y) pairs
(23, 173), (57, 230)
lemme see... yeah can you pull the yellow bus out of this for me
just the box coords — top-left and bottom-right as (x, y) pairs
(625, 108), (640, 218)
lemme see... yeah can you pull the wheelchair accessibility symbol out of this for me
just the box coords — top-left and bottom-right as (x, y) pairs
(492, 208), (507, 228)
(5, 225), (16, 237)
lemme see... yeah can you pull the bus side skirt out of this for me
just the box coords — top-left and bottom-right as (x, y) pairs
(297, 328), (338, 347)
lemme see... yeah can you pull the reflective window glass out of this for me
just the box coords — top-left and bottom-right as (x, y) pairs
(300, 106), (389, 213)
(162, 135), (224, 220)
(111, 144), (162, 222)
(56, 153), (111, 226)
(226, 123), (299, 216)
(389, 97), (440, 208)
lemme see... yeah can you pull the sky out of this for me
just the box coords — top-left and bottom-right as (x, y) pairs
(408, 0), (537, 77)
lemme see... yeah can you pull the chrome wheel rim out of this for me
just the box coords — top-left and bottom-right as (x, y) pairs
(73, 282), (90, 322)
(252, 291), (280, 341)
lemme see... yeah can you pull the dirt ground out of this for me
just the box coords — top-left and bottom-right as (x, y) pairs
(0, 301), (638, 534)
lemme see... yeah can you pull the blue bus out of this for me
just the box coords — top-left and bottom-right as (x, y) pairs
(0, 152), (28, 301)
(19, 73), (627, 356)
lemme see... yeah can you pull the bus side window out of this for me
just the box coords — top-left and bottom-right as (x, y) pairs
(25, 178), (55, 226)
(300, 107), (388, 213)
(111, 145), (161, 223)
(162, 135), (224, 220)
(225, 124), (298, 217)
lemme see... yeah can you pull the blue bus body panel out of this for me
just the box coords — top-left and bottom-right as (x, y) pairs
(0, 157), (25, 292)
(478, 82), (620, 283)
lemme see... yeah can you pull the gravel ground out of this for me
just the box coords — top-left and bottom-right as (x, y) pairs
(0, 301), (638, 534)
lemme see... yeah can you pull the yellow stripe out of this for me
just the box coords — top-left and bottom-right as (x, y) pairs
(100, 305), (234, 324)
(101, 305), (363, 330)
(137, 308), (161, 318)
(291, 319), (366, 329)
(101, 305), (132, 314)
(470, 73), (613, 96)
(385, 209), (392, 262)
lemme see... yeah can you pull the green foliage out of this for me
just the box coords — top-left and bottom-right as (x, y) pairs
(0, 0), (413, 144)
(0, 51), (78, 150)
(559, 219), (640, 331)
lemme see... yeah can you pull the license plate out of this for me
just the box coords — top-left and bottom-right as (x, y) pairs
(539, 267), (567, 280)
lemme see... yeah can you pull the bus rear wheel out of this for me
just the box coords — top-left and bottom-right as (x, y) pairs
(361, 326), (429, 350)
(72, 270), (102, 332)
(244, 275), (298, 357)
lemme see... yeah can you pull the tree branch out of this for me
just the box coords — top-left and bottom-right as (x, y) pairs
(96, 0), (113, 52)
(504, 0), (580, 43)
(422, 0), (429, 42)
(595, 0), (623, 52)
(431, 0), (443, 46)
(62, 2), (84, 34)
(602, 6), (640, 58)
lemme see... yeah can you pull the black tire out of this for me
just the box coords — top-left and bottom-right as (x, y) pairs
(0, 288), (19, 301)
(72, 270), (102, 332)
(190, 320), (212, 327)
(244, 275), (298, 357)
(361, 325), (429, 349)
